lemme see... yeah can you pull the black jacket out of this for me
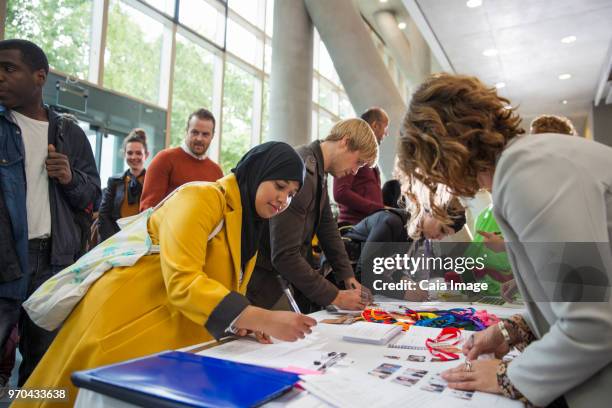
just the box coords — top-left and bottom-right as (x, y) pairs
(98, 169), (145, 241)
(0, 108), (100, 299)
(47, 109), (101, 266)
(344, 209), (410, 243)
(0, 187), (21, 283)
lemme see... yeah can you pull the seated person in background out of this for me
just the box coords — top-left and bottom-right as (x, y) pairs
(333, 107), (388, 227)
(98, 129), (149, 241)
(530, 114), (577, 136)
(248, 119), (378, 314)
(140, 108), (224, 210)
(16, 142), (316, 408)
(447, 204), (517, 302)
(346, 191), (466, 301)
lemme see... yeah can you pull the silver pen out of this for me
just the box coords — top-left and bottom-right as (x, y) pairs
(278, 276), (301, 314)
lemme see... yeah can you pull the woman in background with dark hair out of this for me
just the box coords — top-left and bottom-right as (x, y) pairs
(381, 179), (402, 208)
(98, 128), (149, 241)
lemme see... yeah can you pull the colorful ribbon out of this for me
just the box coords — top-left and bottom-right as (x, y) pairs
(361, 307), (496, 332)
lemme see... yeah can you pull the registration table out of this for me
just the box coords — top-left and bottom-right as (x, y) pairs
(74, 301), (524, 408)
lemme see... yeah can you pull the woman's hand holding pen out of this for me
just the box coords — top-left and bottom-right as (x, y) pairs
(462, 324), (510, 360)
(235, 306), (317, 342)
(234, 328), (273, 344)
(440, 324), (510, 395)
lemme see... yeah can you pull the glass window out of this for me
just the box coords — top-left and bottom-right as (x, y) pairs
(104, 0), (165, 105)
(99, 133), (122, 184)
(265, 0), (274, 37)
(229, 0), (264, 29)
(226, 18), (263, 68)
(221, 62), (255, 173)
(261, 79), (270, 140)
(311, 109), (318, 141)
(318, 42), (339, 84)
(179, 0), (225, 47)
(339, 94), (355, 118)
(319, 80), (338, 115)
(318, 111), (334, 140)
(142, 0), (175, 15)
(170, 33), (215, 147)
(5, 0), (93, 79)
(264, 39), (272, 75)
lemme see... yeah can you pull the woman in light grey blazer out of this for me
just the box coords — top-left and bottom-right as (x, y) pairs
(397, 73), (612, 408)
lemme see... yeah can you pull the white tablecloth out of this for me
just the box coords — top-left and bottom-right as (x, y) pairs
(73, 301), (523, 408)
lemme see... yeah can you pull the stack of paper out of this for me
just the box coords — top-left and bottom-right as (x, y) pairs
(299, 372), (409, 408)
(342, 322), (403, 345)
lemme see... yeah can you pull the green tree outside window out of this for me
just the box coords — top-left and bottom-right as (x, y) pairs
(221, 63), (254, 173)
(169, 34), (214, 147)
(5, 0), (92, 79)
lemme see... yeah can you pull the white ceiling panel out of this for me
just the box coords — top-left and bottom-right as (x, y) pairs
(415, 0), (612, 134)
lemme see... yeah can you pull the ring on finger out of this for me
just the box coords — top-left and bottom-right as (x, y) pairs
(464, 360), (472, 372)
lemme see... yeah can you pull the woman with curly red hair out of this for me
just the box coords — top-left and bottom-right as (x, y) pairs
(398, 73), (612, 408)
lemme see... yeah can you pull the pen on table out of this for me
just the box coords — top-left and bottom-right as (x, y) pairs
(278, 276), (301, 314)
(317, 352), (347, 371)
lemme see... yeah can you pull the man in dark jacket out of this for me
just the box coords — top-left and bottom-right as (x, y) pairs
(247, 119), (378, 313)
(0, 39), (100, 386)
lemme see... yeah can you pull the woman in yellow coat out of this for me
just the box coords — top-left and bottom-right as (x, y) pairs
(14, 142), (316, 407)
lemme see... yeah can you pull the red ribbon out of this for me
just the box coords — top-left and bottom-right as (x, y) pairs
(425, 327), (463, 361)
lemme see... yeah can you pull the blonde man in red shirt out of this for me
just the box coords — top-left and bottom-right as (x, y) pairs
(140, 108), (224, 210)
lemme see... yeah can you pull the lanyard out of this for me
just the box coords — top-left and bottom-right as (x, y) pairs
(425, 327), (463, 361)
(362, 307), (491, 332)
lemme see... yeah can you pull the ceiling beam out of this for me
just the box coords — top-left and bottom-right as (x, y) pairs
(401, 0), (454, 73)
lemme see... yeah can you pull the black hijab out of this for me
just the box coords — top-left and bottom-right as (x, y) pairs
(231, 142), (305, 270)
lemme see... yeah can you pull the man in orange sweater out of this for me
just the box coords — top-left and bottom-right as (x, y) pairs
(140, 108), (224, 210)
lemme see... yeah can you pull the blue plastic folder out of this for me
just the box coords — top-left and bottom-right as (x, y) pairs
(71, 351), (300, 407)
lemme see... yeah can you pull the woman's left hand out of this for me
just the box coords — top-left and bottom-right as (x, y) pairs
(441, 359), (503, 394)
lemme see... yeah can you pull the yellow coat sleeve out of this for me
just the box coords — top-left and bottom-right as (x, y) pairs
(157, 185), (248, 336)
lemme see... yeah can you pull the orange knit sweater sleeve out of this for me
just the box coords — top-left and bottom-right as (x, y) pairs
(212, 160), (224, 180)
(140, 150), (172, 211)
